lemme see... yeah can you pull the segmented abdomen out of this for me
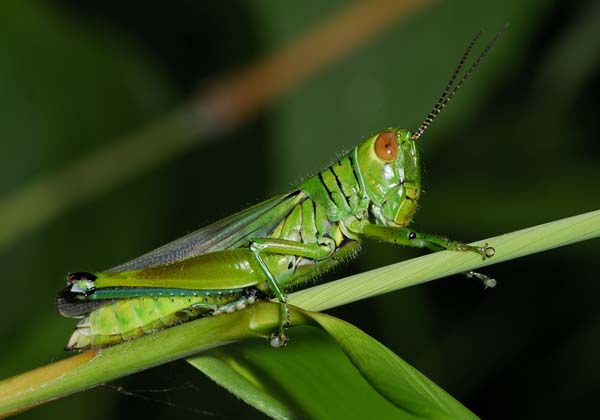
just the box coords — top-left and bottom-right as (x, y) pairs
(67, 291), (244, 349)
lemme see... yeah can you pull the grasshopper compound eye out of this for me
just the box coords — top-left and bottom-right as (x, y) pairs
(374, 130), (398, 161)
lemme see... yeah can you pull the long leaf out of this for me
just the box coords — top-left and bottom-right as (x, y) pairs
(189, 325), (415, 420)
(189, 310), (479, 420)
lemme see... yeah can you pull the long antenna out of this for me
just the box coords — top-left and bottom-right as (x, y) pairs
(411, 24), (508, 141)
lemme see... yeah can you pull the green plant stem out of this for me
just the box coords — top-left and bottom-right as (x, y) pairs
(288, 209), (600, 311)
(0, 304), (309, 419)
(0, 209), (598, 417)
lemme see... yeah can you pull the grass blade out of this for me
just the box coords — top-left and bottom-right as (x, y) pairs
(289, 210), (600, 311)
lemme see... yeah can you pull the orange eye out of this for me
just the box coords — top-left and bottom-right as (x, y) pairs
(374, 130), (398, 161)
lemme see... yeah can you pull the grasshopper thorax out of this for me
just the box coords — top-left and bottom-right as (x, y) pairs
(355, 128), (420, 227)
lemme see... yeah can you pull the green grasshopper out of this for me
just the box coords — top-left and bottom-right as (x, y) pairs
(58, 29), (503, 351)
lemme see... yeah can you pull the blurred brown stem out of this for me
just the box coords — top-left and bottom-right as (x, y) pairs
(0, 0), (431, 251)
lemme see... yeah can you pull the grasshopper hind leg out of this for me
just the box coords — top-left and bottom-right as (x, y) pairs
(250, 244), (290, 348)
(269, 304), (291, 348)
(249, 237), (335, 348)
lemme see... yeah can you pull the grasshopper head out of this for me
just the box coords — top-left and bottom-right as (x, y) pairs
(354, 28), (507, 225)
(355, 128), (420, 227)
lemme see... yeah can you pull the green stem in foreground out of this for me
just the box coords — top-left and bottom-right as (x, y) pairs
(0, 209), (599, 417)
(289, 209), (600, 311)
(0, 304), (310, 419)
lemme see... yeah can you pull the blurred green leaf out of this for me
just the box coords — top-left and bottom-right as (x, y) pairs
(189, 326), (405, 420)
(306, 311), (477, 420)
(190, 312), (477, 420)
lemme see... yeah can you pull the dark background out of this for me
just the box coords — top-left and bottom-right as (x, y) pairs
(1, 0), (599, 419)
